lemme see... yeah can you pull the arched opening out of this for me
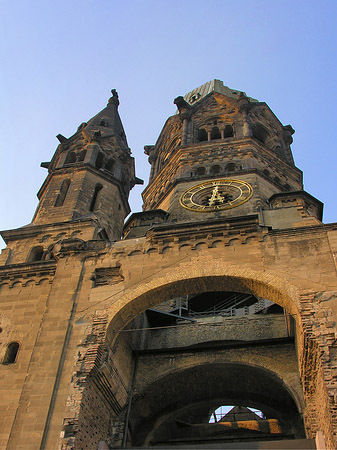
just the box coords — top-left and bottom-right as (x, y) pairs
(195, 166), (206, 176)
(64, 151), (76, 165)
(95, 152), (104, 169)
(105, 158), (114, 172)
(77, 150), (86, 162)
(198, 128), (208, 142)
(211, 126), (221, 140)
(252, 124), (270, 144)
(225, 162), (236, 173)
(128, 363), (304, 446)
(263, 168), (271, 178)
(27, 246), (45, 262)
(224, 124), (234, 138)
(105, 269), (302, 347)
(3, 342), (20, 364)
(70, 269), (307, 449)
(54, 179), (70, 207)
(210, 164), (221, 176)
(104, 287), (299, 447)
(89, 184), (103, 212)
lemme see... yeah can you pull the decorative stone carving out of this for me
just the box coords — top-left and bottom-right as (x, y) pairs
(91, 265), (124, 287)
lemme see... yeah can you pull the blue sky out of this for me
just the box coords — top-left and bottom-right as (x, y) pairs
(1, 0), (336, 247)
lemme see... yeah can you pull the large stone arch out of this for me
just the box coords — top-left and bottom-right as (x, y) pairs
(129, 362), (305, 446)
(66, 260), (321, 449)
(105, 258), (303, 347)
(133, 346), (305, 415)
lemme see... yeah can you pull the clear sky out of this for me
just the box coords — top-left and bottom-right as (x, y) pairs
(1, 0), (336, 248)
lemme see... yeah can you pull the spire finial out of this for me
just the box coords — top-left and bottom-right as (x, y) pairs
(108, 89), (120, 107)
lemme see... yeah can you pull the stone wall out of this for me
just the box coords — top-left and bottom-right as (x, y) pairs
(1, 223), (337, 448)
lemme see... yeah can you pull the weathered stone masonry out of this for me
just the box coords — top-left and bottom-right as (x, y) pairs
(1, 80), (337, 449)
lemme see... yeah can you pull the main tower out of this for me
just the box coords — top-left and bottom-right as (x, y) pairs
(1, 81), (337, 450)
(125, 79), (321, 239)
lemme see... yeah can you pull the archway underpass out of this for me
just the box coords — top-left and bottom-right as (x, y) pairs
(128, 363), (305, 447)
(105, 289), (306, 448)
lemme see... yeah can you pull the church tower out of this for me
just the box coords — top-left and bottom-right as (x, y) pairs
(34, 89), (142, 241)
(1, 81), (337, 450)
(125, 80), (322, 239)
(1, 90), (142, 267)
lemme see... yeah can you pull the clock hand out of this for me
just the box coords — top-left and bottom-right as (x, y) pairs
(208, 186), (225, 206)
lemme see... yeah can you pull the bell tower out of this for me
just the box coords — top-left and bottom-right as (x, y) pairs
(33, 89), (142, 241)
(125, 79), (322, 238)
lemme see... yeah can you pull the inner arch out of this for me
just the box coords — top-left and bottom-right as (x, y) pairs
(129, 363), (305, 446)
(105, 267), (301, 347)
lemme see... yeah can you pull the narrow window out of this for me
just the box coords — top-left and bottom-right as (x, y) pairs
(211, 126), (221, 140)
(105, 159), (114, 172)
(224, 125), (234, 138)
(65, 151), (76, 164)
(252, 124), (269, 144)
(95, 152), (104, 169)
(198, 129), (208, 142)
(3, 342), (20, 364)
(77, 150), (86, 162)
(27, 246), (45, 262)
(90, 184), (103, 212)
(54, 179), (70, 207)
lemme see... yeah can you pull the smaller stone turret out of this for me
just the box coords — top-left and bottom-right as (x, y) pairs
(32, 90), (142, 241)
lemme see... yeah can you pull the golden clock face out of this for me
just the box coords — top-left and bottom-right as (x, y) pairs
(180, 179), (253, 212)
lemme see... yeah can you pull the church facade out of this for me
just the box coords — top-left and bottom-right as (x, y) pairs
(1, 80), (337, 449)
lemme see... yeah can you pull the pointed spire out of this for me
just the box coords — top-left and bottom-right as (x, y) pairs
(108, 88), (120, 107)
(76, 89), (128, 147)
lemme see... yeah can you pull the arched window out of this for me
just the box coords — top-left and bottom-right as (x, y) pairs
(210, 165), (221, 176)
(224, 125), (234, 138)
(3, 342), (20, 364)
(95, 152), (104, 169)
(27, 246), (45, 263)
(77, 150), (86, 162)
(90, 184), (103, 212)
(211, 126), (221, 140)
(64, 151), (76, 165)
(54, 179), (70, 207)
(196, 167), (206, 176)
(252, 124), (270, 144)
(198, 129), (208, 142)
(226, 163), (236, 173)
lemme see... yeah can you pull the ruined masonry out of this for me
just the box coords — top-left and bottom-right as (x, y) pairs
(1, 80), (337, 450)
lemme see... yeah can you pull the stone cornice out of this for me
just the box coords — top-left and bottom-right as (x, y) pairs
(146, 214), (261, 243)
(0, 260), (56, 284)
(1, 218), (97, 244)
(270, 222), (337, 237)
